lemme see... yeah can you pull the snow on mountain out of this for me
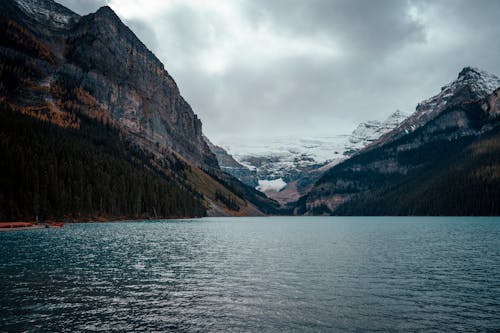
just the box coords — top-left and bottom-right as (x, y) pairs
(204, 136), (258, 186)
(345, 110), (408, 153)
(379, 67), (500, 145)
(415, 67), (500, 119)
(216, 110), (408, 192)
(14, 0), (79, 28)
(220, 135), (347, 184)
(301, 67), (500, 215)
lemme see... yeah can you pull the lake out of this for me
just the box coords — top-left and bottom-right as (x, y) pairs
(1, 217), (499, 332)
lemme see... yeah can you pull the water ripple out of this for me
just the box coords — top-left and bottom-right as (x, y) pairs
(1, 217), (500, 332)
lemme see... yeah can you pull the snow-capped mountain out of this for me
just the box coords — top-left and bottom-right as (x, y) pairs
(376, 67), (500, 147)
(14, 0), (79, 29)
(299, 66), (500, 215)
(213, 110), (408, 197)
(345, 110), (408, 154)
(222, 135), (348, 181)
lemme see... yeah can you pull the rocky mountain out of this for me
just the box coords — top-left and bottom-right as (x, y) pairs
(298, 67), (500, 215)
(6, 0), (218, 169)
(372, 67), (500, 149)
(0, 0), (281, 220)
(204, 136), (258, 187)
(346, 110), (408, 154)
(214, 110), (408, 203)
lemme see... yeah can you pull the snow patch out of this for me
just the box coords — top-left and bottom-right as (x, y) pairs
(217, 110), (408, 185)
(14, 0), (77, 28)
(256, 179), (287, 192)
(383, 67), (500, 144)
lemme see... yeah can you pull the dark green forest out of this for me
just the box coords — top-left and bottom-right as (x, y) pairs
(0, 104), (207, 221)
(333, 127), (500, 215)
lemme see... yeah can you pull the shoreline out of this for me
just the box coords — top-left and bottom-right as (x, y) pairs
(0, 225), (45, 232)
(0, 217), (205, 231)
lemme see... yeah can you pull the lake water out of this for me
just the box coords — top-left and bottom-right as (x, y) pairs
(1, 217), (499, 332)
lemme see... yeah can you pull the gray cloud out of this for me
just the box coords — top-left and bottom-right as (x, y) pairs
(245, 0), (427, 58)
(57, 0), (500, 144)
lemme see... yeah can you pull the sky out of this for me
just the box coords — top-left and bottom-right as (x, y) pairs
(58, 0), (500, 145)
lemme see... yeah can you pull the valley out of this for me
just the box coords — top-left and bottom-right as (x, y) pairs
(1, 0), (500, 219)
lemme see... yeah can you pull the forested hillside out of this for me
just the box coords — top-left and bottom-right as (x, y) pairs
(0, 104), (207, 221)
(298, 68), (500, 216)
(334, 126), (500, 215)
(0, 0), (284, 220)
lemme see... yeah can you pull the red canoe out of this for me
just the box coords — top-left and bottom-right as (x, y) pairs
(0, 222), (35, 228)
(49, 222), (64, 227)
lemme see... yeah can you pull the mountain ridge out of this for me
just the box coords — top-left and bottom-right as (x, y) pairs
(0, 0), (282, 220)
(298, 66), (500, 215)
(371, 67), (500, 150)
(212, 110), (408, 204)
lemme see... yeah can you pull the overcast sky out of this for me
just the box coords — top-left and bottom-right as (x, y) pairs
(58, 0), (500, 144)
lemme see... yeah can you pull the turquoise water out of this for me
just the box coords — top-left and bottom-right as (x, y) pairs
(1, 217), (499, 332)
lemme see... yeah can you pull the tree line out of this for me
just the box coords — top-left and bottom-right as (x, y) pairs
(0, 104), (207, 221)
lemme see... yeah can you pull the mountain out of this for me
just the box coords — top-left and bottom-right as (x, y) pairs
(346, 110), (408, 154)
(297, 67), (500, 215)
(204, 136), (258, 187)
(0, 0), (281, 220)
(214, 110), (408, 203)
(372, 67), (500, 149)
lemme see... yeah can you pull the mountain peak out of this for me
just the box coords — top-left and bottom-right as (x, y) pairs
(413, 67), (500, 117)
(453, 66), (500, 96)
(373, 67), (500, 147)
(89, 5), (126, 26)
(458, 66), (487, 78)
(386, 109), (408, 122)
(94, 5), (119, 19)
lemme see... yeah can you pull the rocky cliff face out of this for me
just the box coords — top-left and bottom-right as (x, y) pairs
(1, 0), (218, 170)
(204, 136), (258, 187)
(299, 67), (500, 215)
(0, 0), (285, 218)
(66, 6), (218, 168)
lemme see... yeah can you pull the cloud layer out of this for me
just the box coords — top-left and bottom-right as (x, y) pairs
(58, 0), (500, 144)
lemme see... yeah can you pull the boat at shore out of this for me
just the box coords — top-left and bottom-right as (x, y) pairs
(0, 222), (64, 231)
(0, 222), (36, 229)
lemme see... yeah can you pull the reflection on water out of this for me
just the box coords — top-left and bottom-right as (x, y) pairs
(1, 217), (499, 332)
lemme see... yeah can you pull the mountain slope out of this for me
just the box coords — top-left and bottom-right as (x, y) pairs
(64, 6), (219, 169)
(204, 136), (258, 187)
(0, 0), (281, 220)
(1, 0), (218, 169)
(346, 110), (408, 154)
(334, 126), (500, 215)
(373, 67), (500, 149)
(0, 103), (206, 221)
(215, 110), (407, 204)
(298, 68), (500, 215)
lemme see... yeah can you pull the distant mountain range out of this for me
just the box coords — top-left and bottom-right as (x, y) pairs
(296, 67), (500, 215)
(210, 110), (408, 203)
(1, 0), (499, 219)
(210, 67), (500, 215)
(0, 0), (282, 221)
